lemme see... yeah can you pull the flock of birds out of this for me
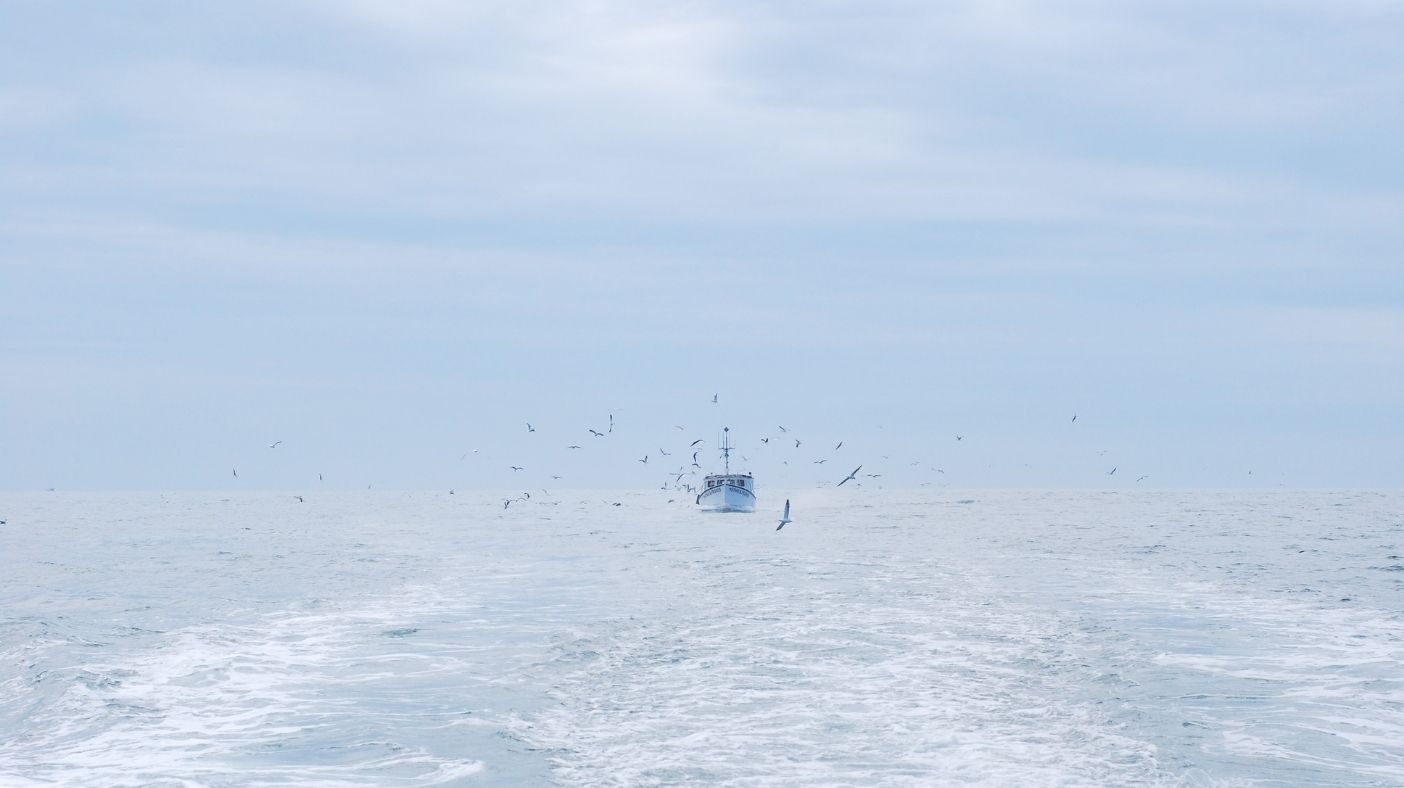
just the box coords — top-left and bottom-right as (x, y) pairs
(217, 396), (1167, 533)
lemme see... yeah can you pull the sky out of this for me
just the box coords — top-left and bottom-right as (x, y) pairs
(2, 1), (1402, 491)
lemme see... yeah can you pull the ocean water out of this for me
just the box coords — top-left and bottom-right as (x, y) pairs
(1, 489), (1401, 786)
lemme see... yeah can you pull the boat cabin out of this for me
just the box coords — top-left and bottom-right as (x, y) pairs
(704, 473), (753, 490)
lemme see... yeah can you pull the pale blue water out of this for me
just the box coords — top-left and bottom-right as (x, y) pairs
(1, 490), (1401, 786)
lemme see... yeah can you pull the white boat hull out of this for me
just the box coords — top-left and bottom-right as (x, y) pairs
(696, 483), (756, 513)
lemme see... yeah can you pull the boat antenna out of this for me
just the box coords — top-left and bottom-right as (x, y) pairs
(722, 427), (731, 474)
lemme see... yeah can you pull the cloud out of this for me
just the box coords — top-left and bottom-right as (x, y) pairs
(14, 0), (1390, 231)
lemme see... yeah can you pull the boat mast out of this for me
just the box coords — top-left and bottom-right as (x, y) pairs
(722, 427), (731, 474)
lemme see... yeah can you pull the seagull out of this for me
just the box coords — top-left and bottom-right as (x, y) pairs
(775, 499), (792, 531)
(1108, 467), (1117, 476)
(589, 429), (604, 437)
(712, 393), (718, 403)
(955, 435), (963, 441)
(692, 451), (700, 463)
(503, 498), (513, 509)
(865, 473), (882, 478)
(511, 466), (524, 471)
(268, 441), (282, 449)
(674, 425), (686, 430)
(318, 473), (323, 481)
(568, 445), (582, 449)
(778, 425), (788, 432)
(232, 468), (238, 478)
(837, 465), (862, 486)
(691, 439), (703, 447)
(552, 475), (563, 480)
(294, 495), (303, 503)
(1136, 475), (1149, 482)
(526, 422), (535, 432)
(449, 489), (454, 495)
(609, 414), (614, 433)
(659, 448), (671, 456)
(761, 437), (769, 444)
(639, 455), (648, 464)
(1071, 413), (1078, 423)
(813, 459), (828, 465)
(794, 439), (801, 448)
(834, 441), (843, 451)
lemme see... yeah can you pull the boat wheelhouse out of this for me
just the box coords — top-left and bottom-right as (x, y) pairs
(696, 427), (756, 513)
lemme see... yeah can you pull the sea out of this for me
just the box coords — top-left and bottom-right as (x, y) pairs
(1, 489), (1401, 786)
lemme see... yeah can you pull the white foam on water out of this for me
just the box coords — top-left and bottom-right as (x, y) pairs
(511, 565), (1170, 786)
(0, 583), (507, 786)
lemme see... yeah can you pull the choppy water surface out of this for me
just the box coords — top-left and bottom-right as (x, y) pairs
(1, 490), (1401, 786)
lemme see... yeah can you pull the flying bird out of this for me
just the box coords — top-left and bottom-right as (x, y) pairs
(813, 459), (828, 465)
(834, 441), (843, 451)
(1136, 475), (1149, 482)
(837, 465), (862, 486)
(778, 426), (788, 432)
(609, 414), (614, 433)
(692, 451), (699, 463)
(268, 441), (282, 449)
(761, 437), (769, 444)
(294, 495), (303, 503)
(691, 439), (703, 447)
(639, 455), (648, 464)
(712, 393), (718, 403)
(526, 423), (535, 432)
(589, 429), (604, 437)
(1108, 467), (1117, 476)
(659, 448), (671, 456)
(232, 468), (238, 478)
(775, 499), (792, 532)
(955, 435), (963, 441)
(511, 466), (524, 471)
(674, 425), (686, 430)
(794, 439), (801, 448)
(568, 445), (582, 449)
(1071, 413), (1078, 423)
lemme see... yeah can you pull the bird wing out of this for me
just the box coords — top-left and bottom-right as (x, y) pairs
(783, 499), (790, 520)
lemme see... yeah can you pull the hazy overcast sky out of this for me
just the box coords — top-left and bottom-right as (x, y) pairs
(3, 1), (1401, 490)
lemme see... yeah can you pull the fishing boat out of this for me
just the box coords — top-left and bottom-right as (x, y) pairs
(696, 427), (755, 513)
